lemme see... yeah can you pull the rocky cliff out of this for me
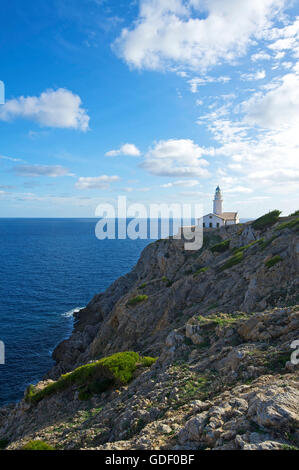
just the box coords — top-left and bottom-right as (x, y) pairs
(0, 214), (298, 450)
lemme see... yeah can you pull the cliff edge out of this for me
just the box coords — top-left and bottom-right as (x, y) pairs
(0, 212), (298, 450)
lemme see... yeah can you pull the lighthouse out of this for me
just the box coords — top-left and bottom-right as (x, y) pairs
(201, 186), (239, 228)
(213, 186), (223, 215)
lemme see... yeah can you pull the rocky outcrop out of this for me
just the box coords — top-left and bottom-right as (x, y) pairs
(48, 219), (298, 379)
(0, 217), (298, 450)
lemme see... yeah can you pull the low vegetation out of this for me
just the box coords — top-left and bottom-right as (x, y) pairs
(252, 210), (281, 230)
(233, 239), (263, 255)
(22, 440), (55, 450)
(127, 295), (148, 306)
(265, 255), (283, 269)
(210, 239), (230, 253)
(0, 439), (9, 450)
(289, 210), (299, 216)
(138, 283), (147, 289)
(275, 217), (299, 232)
(259, 235), (278, 251)
(219, 251), (244, 271)
(162, 276), (173, 287)
(26, 352), (157, 404)
(193, 267), (209, 276)
(198, 312), (249, 327)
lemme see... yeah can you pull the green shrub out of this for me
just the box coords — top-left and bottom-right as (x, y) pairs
(275, 217), (299, 232)
(22, 440), (54, 450)
(0, 439), (9, 450)
(26, 351), (157, 404)
(280, 444), (299, 451)
(161, 276), (173, 287)
(210, 239), (230, 253)
(233, 239), (263, 255)
(265, 255), (283, 268)
(138, 283), (147, 289)
(194, 267), (209, 276)
(127, 295), (148, 306)
(219, 251), (244, 271)
(252, 210), (281, 230)
(289, 210), (299, 216)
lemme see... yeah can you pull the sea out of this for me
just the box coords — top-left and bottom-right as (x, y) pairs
(0, 218), (156, 406)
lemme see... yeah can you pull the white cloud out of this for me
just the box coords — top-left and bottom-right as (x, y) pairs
(248, 169), (299, 183)
(161, 179), (199, 188)
(105, 143), (141, 157)
(188, 75), (230, 93)
(114, 0), (286, 72)
(241, 70), (266, 81)
(243, 72), (299, 129)
(225, 185), (253, 193)
(13, 164), (73, 177)
(0, 154), (24, 162)
(251, 51), (271, 61)
(75, 175), (120, 189)
(266, 17), (299, 57)
(0, 88), (89, 131)
(141, 138), (210, 177)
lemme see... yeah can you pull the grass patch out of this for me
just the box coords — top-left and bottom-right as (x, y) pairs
(210, 239), (230, 253)
(193, 267), (209, 277)
(275, 217), (299, 232)
(26, 351), (157, 405)
(127, 294), (148, 306)
(219, 251), (244, 271)
(233, 239), (263, 255)
(22, 440), (55, 450)
(198, 312), (249, 327)
(252, 210), (281, 230)
(280, 444), (299, 451)
(265, 255), (283, 269)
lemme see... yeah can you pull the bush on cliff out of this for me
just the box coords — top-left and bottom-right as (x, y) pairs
(219, 251), (244, 271)
(25, 352), (157, 404)
(275, 217), (299, 232)
(210, 239), (230, 253)
(252, 210), (281, 230)
(265, 255), (283, 269)
(127, 295), (148, 306)
(22, 440), (54, 450)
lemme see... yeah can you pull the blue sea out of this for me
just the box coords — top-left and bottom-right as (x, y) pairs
(0, 218), (154, 406)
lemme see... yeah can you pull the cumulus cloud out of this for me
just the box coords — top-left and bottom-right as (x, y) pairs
(141, 139), (210, 177)
(160, 179), (199, 188)
(13, 164), (73, 177)
(251, 51), (271, 61)
(114, 0), (286, 71)
(105, 143), (141, 157)
(75, 175), (120, 189)
(0, 88), (90, 131)
(240, 70), (266, 81)
(243, 72), (299, 129)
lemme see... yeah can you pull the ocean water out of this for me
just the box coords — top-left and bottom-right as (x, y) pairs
(0, 218), (154, 406)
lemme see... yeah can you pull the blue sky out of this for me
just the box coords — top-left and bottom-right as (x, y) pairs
(0, 0), (298, 218)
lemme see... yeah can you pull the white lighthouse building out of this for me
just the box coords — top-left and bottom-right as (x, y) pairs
(202, 186), (239, 228)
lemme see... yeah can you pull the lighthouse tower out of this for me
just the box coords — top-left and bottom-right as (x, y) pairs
(213, 186), (223, 215)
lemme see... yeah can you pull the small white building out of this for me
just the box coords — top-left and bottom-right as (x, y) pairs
(201, 186), (239, 229)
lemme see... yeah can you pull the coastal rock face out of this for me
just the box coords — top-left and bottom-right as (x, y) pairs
(0, 217), (298, 450)
(49, 220), (298, 378)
